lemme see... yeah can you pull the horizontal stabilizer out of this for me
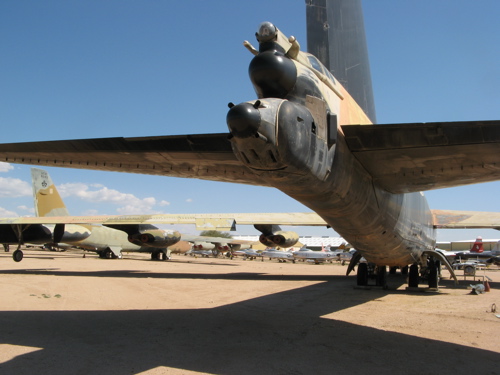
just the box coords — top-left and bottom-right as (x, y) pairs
(432, 209), (500, 230)
(343, 120), (500, 193)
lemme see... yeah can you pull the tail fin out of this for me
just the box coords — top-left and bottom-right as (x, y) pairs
(306, 0), (376, 122)
(31, 168), (70, 217)
(470, 236), (484, 253)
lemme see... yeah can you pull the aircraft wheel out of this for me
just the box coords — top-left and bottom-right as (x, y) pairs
(105, 250), (113, 259)
(161, 252), (169, 261)
(13, 249), (23, 262)
(376, 266), (387, 288)
(357, 263), (368, 286)
(389, 266), (397, 275)
(401, 265), (409, 275)
(408, 264), (419, 287)
(428, 259), (438, 288)
(464, 265), (475, 275)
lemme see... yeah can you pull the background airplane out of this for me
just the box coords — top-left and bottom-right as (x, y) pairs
(1, 168), (255, 262)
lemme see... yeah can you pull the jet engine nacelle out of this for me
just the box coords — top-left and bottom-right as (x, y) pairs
(191, 242), (215, 251)
(259, 231), (299, 248)
(128, 229), (181, 248)
(215, 243), (230, 251)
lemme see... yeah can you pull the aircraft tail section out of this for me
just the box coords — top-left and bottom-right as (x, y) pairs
(470, 236), (484, 253)
(31, 168), (70, 217)
(306, 0), (376, 122)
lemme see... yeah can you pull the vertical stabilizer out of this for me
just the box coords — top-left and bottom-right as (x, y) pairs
(31, 168), (70, 217)
(306, 0), (376, 122)
(470, 236), (484, 253)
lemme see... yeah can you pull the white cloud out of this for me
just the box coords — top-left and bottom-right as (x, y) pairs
(0, 162), (13, 173)
(57, 182), (165, 214)
(159, 200), (170, 206)
(0, 206), (18, 217)
(186, 198), (193, 203)
(0, 177), (32, 197)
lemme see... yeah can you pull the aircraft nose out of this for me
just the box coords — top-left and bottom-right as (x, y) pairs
(226, 101), (262, 138)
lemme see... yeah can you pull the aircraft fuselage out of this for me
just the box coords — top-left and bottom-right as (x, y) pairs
(227, 23), (435, 267)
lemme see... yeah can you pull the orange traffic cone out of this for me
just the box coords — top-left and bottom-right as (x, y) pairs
(483, 280), (490, 292)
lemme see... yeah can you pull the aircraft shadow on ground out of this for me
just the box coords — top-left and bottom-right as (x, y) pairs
(1, 278), (498, 374)
(0, 268), (498, 291)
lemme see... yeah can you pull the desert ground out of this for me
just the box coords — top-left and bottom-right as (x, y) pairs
(0, 247), (499, 375)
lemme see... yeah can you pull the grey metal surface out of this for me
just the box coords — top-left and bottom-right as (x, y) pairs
(306, 0), (376, 122)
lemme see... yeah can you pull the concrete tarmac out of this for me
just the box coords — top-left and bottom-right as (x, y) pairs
(1, 248), (499, 374)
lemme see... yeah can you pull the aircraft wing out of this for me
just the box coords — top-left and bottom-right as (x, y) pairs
(0, 133), (269, 187)
(1, 120), (499, 194)
(342, 120), (500, 193)
(0, 212), (328, 231)
(431, 209), (500, 230)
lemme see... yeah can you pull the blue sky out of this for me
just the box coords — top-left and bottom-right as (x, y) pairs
(0, 1), (499, 242)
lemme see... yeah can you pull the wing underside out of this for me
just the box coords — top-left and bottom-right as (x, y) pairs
(0, 133), (268, 187)
(0, 121), (499, 194)
(342, 120), (500, 193)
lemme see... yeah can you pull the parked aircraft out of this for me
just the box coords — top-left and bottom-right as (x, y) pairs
(1, 168), (254, 262)
(261, 248), (295, 263)
(29, 167), (181, 261)
(0, 1), (499, 288)
(293, 248), (336, 264)
(232, 248), (263, 260)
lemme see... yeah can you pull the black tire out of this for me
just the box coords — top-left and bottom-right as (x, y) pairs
(408, 264), (419, 287)
(376, 266), (387, 287)
(428, 260), (438, 288)
(357, 263), (369, 286)
(13, 249), (23, 262)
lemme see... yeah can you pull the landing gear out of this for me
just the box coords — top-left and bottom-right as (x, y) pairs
(356, 263), (369, 286)
(98, 249), (121, 259)
(13, 249), (23, 262)
(427, 259), (439, 289)
(375, 266), (387, 289)
(408, 264), (419, 288)
(151, 251), (170, 261)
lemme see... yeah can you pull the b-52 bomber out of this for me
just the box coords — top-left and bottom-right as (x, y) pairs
(0, 0), (499, 289)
